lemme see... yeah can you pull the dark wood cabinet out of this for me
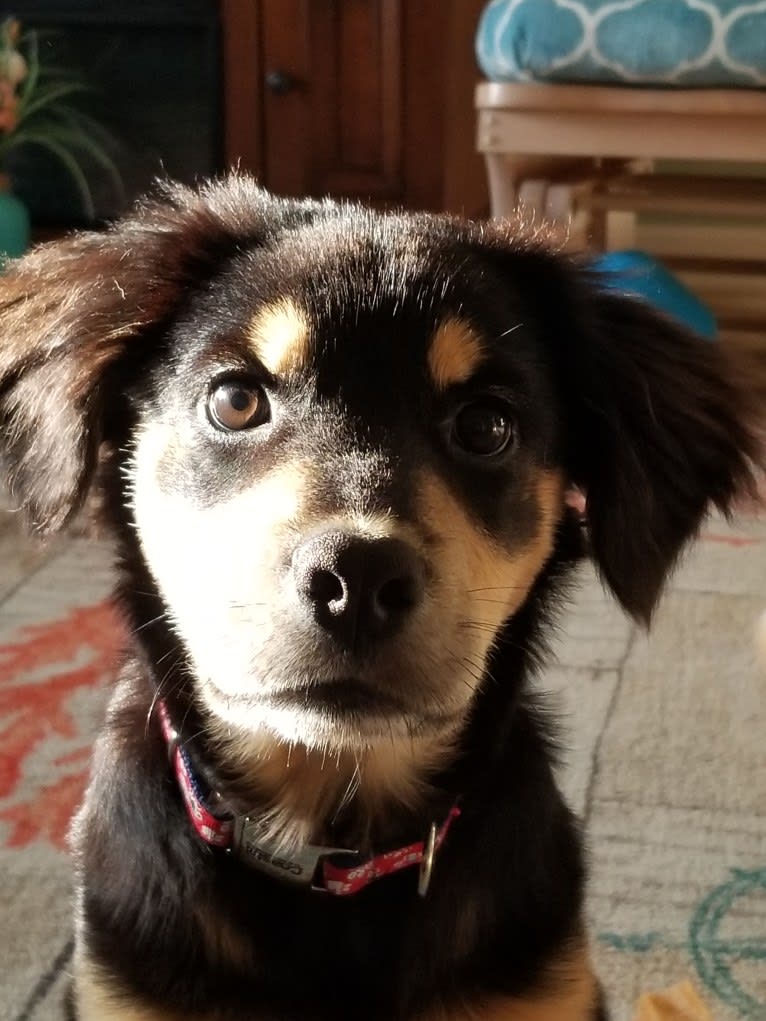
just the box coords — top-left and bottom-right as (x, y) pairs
(220, 0), (488, 216)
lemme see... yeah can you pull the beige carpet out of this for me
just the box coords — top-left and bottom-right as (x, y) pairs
(1, 508), (764, 1020)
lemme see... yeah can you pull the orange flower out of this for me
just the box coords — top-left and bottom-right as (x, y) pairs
(0, 80), (17, 134)
(4, 18), (20, 46)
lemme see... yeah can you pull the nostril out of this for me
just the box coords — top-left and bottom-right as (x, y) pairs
(308, 569), (345, 607)
(292, 531), (426, 646)
(376, 575), (420, 615)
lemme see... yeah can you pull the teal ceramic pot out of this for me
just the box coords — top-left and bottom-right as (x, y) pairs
(0, 178), (29, 262)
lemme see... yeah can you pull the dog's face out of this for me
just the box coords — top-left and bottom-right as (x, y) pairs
(127, 220), (564, 753)
(0, 178), (757, 776)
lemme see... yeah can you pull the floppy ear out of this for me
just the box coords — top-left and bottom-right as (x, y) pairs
(0, 175), (313, 534)
(476, 227), (761, 622)
(554, 280), (760, 623)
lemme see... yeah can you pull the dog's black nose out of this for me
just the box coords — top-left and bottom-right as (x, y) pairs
(292, 532), (425, 649)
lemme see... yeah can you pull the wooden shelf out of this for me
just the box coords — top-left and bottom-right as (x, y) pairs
(590, 174), (766, 218)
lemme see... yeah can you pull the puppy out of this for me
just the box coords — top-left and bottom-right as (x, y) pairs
(0, 176), (758, 1021)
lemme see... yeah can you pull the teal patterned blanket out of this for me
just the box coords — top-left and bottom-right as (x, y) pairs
(476, 0), (766, 87)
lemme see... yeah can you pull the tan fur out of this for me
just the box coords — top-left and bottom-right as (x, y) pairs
(418, 468), (564, 666)
(418, 941), (599, 1020)
(131, 426), (313, 700)
(210, 724), (455, 851)
(195, 900), (258, 974)
(75, 941), (596, 1021)
(74, 953), (193, 1021)
(246, 297), (311, 376)
(428, 319), (485, 391)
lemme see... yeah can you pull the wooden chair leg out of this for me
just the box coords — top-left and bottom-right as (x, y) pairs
(517, 179), (549, 226)
(484, 154), (523, 218)
(604, 210), (638, 251)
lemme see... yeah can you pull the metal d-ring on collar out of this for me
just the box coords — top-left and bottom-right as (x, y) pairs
(418, 822), (438, 897)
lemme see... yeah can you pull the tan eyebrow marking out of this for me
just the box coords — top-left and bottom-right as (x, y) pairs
(427, 319), (485, 391)
(246, 298), (311, 376)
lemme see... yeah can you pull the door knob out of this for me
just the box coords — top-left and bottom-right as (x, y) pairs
(265, 70), (296, 95)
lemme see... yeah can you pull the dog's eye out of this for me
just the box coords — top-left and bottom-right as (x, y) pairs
(207, 381), (269, 431)
(452, 399), (517, 457)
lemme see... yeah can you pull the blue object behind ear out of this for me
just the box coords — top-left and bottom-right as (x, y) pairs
(591, 250), (717, 340)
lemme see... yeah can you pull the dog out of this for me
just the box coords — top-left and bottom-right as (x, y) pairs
(0, 175), (759, 1021)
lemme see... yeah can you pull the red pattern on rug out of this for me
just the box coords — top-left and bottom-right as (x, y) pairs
(702, 532), (762, 548)
(0, 601), (123, 849)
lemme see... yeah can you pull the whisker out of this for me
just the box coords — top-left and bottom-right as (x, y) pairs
(334, 760), (361, 820)
(500, 322), (524, 338)
(130, 611), (170, 636)
(180, 727), (209, 746)
(444, 647), (481, 694)
(155, 645), (182, 667)
(467, 586), (526, 595)
(459, 660), (482, 687)
(144, 653), (184, 737)
(470, 597), (513, 606)
(459, 621), (499, 633)
(458, 619), (530, 656)
(179, 701), (195, 741)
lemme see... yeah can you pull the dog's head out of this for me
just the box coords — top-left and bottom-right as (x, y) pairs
(0, 177), (758, 768)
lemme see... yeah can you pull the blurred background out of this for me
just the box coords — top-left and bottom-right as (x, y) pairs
(2, 0), (764, 345)
(4, 0), (489, 230)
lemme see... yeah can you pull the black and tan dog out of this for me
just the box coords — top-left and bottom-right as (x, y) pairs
(0, 176), (759, 1021)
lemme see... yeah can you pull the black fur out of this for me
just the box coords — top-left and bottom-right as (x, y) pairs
(0, 176), (759, 1020)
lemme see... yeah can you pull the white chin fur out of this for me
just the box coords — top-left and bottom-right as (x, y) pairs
(207, 695), (418, 753)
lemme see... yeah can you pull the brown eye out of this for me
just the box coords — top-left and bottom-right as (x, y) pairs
(207, 381), (269, 431)
(453, 400), (516, 457)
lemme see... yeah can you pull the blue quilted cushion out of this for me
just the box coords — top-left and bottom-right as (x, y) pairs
(476, 0), (766, 87)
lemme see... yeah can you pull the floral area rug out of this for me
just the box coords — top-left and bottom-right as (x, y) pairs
(1, 509), (765, 1021)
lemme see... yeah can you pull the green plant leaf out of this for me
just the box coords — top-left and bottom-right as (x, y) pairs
(5, 26), (122, 217)
(21, 81), (89, 120)
(12, 133), (96, 220)
(17, 31), (40, 107)
(44, 114), (123, 197)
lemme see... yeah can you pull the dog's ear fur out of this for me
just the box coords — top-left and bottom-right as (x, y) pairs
(513, 248), (760, 623)
(0, 175), (318, 534)
(475, 228), (760, 622)
(563, 287), (759, 622)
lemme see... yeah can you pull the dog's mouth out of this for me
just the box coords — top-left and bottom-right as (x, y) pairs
(202, 672), (460, 745)
(206, 674), (412, 720)
(272, 678), (408, 718)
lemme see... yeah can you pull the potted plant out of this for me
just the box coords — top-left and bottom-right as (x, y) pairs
(0, 17), (120, 260)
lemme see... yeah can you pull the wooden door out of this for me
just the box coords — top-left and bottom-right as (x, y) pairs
(220, 0), (488, 214)
(261, 0), (404, 201)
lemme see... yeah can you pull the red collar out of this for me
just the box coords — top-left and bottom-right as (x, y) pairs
(157, 700), (460, 896)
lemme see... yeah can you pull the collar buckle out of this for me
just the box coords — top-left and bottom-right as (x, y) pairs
(233, 814), (358, 889)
